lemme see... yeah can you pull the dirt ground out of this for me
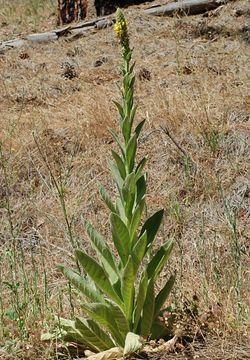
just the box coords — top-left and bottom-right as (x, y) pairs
(0, 0), (249, 359)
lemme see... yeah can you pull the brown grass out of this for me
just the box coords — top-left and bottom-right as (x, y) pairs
(0, 0), (249, 358)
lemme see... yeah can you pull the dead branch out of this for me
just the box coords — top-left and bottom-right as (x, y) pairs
(145, 0), (228, 17)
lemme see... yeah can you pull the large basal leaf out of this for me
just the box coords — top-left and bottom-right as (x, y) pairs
(58, 265), (103, 303)
(110, 213), (130, 265)
(76, 250), (123, 307)
(75, 317), (115, 351)
(63, 330), (99, 352)
(140, 209), (164, 249)
(81, 303), (125, 347)
(140, 278), (155, 338)
(133, 271), (148, 332)
(154, 272), (176, 318)
(105, 299), (130, 337)
(121, 255), (135, 321)
(83, 219), (119, 284)
(58, 318), (100, 353)
(123, 332), (143, 356)
(147, 240), (174, 280)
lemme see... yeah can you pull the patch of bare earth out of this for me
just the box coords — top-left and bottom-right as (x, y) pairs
(0, 0), (249, 358)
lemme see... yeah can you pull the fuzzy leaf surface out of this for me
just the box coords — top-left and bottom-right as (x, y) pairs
(76, 250), (122, 306)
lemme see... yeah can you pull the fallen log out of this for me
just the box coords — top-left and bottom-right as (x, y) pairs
(0, 17), (114, 54)
(145, 0), (228, 16)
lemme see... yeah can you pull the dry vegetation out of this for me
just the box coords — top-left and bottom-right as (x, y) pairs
(0, 0), (250, 358)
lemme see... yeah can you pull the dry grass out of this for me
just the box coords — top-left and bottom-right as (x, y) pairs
(0, 0), (250, 358)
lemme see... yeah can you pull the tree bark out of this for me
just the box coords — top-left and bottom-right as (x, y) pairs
(57, 0), (88, 25)
(145, 0), (228, 16)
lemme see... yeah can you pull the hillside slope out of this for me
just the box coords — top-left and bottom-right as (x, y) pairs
(0, 0), (249, 358)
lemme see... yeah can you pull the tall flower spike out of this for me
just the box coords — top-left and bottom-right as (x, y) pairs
(114, 8), (130, 57)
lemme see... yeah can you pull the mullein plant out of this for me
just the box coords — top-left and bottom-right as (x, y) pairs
(50, 9), (176, 355)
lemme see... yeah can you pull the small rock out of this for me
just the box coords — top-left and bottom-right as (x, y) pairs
(93, 56), (108, 67)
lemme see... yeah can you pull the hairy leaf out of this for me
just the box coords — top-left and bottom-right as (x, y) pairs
(154, 272), (176, 318)
(99, 184), (116, 213)
(123, 332), (143, 356)
(140, 279), (155, 337)
(76, 250), (122, 306)
(133, 271), (148, 332)
(75, 317), (115, 351)
(121, 256), (135, 321)
(147, 240), (174, 280)
(112, 150), (126, 179)
(140, 209), (164, 248)
(83, 219), (119, 284)
(81, 303), (125, 347)
(110, 213), (130, 264)
(58, 266), (103, 303)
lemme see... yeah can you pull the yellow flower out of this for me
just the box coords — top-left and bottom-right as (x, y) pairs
(114, 9), (130, 52)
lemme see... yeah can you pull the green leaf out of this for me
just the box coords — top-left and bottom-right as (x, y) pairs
(108, 160), (123, 190)
(154, 272), (176, 318)
(140, 278), (155, 338)
(105, 299), (130, 337)
(147, 240), (174, 280)
(76, 250), (123, 306)
(99, 184), (116, 213)
(110, 213), (130, 265)
(133, 271), (148, 332)
(121, 256), (135, 321)
(150, 319), (168, 340)
(41, 332), (57, 341)
(122, 173), (136, 201)
(112, 150), (126, 179)
(122, 173), (136, 220)
(82, 220), (119, 285)
(129, 104), (138, 129)
(123, 332), (143, 356)
(130, 198), (145, 242)
(132, 231), (147, 266)
(113, 100), (124, 120)
(58, 265), (103, 303)
(122, 115), (131, 144)
(108, 128), (125, 158)
(140, 209), (164, 249)
(126, 134), (137, 172)
(81, 303), (125, 347)
(115, 198), (126, 223)
(59, 318), (99, 352)
(134, 119), (146, 138)
(135, 157), (147, 182)
(75, 317), (115, 351)
(136, 175), (147, 204)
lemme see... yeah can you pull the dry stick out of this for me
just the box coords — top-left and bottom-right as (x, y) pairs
(160, 125), (189, 158)
(33, 134), (81, 273)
